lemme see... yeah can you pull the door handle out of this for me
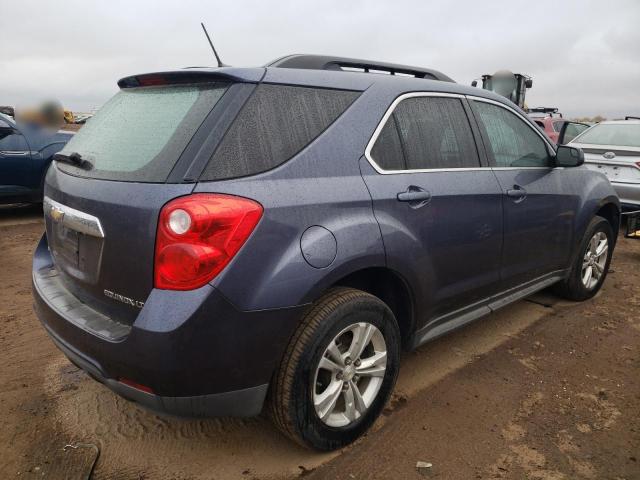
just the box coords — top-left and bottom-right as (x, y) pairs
(0, 151), (29, 156)
(397, 186), (431, 208)
(506, 185), (527, 202)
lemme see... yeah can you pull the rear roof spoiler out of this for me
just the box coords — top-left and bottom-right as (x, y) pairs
(266, 54), (454, 83)
(117, 68), (264, 88)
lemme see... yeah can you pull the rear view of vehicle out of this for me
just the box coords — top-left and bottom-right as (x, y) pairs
(570, 119), (640, 210)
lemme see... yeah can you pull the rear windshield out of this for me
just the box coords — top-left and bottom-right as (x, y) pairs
(57, 83), (229, 182)
(574, 123), (640, 148)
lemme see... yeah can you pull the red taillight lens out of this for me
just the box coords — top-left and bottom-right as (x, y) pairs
(154, 194), (263, 290)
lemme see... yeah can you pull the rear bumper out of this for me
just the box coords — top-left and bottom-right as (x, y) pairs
(611, 181), (640, 210)
(41, 318), (269, 416)
(32, 234), (305, 417)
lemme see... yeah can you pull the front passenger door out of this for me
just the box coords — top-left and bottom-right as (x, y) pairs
(470, 99), (576, 288)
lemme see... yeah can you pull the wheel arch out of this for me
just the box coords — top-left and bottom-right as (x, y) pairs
(327, 267), (415, 351)
(595, 200), (621, 239)
(568, 196), (620, 274)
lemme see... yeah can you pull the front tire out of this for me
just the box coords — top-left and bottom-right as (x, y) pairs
(556, 215), (613, 301)
(269, 287), (400, 450)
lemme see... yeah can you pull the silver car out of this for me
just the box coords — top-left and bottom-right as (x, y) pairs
(569, 118), (640, 210)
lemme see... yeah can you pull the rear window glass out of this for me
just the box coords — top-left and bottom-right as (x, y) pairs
(369, 97), (480, 171)
(573, 123), (640, 148)
(57, 84), (228, 182)
(200, 84), (359, 181)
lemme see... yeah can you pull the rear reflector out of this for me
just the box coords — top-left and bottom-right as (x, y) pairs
(118, 378), (154, 394)
(154, 194), (263, 290)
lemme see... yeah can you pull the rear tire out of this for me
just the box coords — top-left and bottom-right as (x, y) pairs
(555, 215), (613, 301)
(269, 287), (400, 450)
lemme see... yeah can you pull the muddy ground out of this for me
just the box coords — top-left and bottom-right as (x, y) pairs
(0, 204), (638, 479)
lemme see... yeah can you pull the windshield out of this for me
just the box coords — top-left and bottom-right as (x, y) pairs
(57, 83), (229, 182)
(573, 123), (640, 148)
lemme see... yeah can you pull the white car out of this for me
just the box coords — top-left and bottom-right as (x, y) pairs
(569, 118), (640, 210)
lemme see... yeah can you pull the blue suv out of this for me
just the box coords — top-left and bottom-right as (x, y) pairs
(32, 55), (620, 450)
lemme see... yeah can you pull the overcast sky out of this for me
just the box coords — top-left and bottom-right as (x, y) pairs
(1, 0), (639, 118)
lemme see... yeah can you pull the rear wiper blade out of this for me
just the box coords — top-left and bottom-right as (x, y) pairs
(53, 152), (93, 170)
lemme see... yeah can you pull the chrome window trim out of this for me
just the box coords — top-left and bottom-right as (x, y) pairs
(364, 92), (556, 175)
(43, 196), (105, 238)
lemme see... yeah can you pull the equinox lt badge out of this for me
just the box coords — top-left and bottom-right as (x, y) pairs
(104, 289), (145, 309)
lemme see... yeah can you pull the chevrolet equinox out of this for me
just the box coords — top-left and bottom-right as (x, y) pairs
(32, 54), (620, 450)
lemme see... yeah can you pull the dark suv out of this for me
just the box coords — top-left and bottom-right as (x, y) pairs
(32, 55), (620, 450)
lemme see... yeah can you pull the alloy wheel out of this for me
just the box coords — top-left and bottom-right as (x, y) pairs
(581, 231), (608, 289)
(312, 322), (387, 427)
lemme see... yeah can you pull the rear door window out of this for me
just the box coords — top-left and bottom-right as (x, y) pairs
(369, 96), (480, 171)
(57, 84), (229, 182)
(472, 101), (552, 168)
(200, 85), (359, 181)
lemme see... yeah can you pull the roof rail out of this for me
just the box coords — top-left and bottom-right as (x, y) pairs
(266, 54), (454, 83)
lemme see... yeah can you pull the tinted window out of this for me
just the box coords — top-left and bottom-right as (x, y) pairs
(200, 85), (359, 181)
(58, 84), (229, 182)
(473, 101), (551, 168)
(370, 96), (480, 171)
(553, 121), (564, 132)
(370, 115), (405, 170)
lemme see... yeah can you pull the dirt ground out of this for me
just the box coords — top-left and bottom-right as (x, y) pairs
(0, 204), (638, 480)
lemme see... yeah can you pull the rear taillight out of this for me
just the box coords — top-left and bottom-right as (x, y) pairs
(154, 194), (263, 290)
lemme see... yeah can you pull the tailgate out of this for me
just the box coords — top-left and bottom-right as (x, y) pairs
(43, 166), (193, 324)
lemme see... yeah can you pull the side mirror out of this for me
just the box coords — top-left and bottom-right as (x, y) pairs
(555, 145), (584, 167)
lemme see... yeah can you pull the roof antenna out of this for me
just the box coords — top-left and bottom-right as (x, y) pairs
(200, 22), (228, 67)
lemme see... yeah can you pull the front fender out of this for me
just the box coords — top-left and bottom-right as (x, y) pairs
(570, 169), (620, 267)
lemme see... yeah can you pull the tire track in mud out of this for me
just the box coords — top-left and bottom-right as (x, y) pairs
(39, 299), (556, 479)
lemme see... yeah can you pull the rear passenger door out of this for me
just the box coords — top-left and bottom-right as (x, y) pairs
(360, 93), (504, 329)
(469, 98), (576, 288)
